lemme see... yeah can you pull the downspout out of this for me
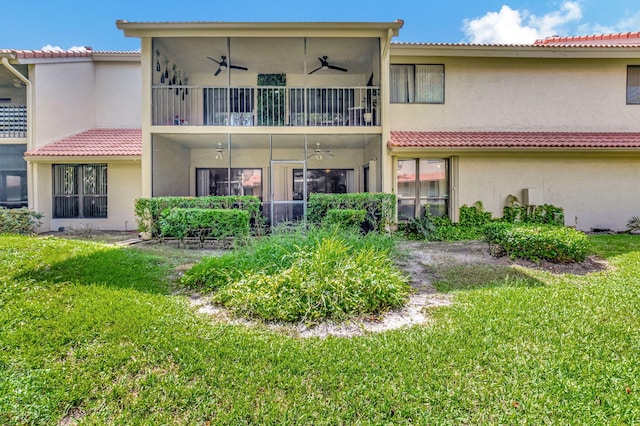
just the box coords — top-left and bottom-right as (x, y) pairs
(2, 57), (35, 211)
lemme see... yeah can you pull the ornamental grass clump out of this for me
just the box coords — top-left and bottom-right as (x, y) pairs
(211, 234), (410, 323)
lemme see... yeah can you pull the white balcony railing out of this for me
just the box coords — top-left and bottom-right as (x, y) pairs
(0, 105), (27, 138)
(152, 86), (379, 127)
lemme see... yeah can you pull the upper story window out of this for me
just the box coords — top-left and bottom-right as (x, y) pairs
(627, 66), (640, 104)
(390, 64), (444, 104)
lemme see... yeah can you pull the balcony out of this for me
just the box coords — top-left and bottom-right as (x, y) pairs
(0, 105), (27, 138)
(152, 86), (379, 128)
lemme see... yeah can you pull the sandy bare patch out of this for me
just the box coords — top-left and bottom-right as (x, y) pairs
(182, 239), (608, 338)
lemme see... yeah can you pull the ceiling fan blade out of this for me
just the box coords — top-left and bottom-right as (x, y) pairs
(325, 151), (335, 157)
(230, 64), (248, 71)
(206, 56), (222, 65)
(329, 65), (348, 72)
(309, 66), (322, 74)
(214, 67), (222, 76)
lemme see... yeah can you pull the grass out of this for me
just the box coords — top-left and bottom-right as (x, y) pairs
(1, 233), (640, 423)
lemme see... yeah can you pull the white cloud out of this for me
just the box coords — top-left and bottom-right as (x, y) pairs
(462, 2), (583, 44)
(41, 44), (89, 52)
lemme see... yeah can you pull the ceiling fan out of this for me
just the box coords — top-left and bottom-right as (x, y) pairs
(308, 143), (334, 160)
(309, 56), (348, 74)
(206, 55), (248, 76)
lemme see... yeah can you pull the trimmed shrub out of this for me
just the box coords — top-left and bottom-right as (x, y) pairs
(0, 207), (43, 234)
(483, 222), (588, 262)
(159, 208), (249, 243)
(307, 193), (396, 233)
(324, 209), (367, 231)
(135, 196), (261, 236)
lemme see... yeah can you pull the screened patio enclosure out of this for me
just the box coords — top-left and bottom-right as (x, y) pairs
(151, 133), (381, 225)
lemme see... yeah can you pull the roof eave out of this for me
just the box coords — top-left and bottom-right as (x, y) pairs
(390, 43), (640, 59)
(116, 20), (403, 38)
(25, 154), (142, 162)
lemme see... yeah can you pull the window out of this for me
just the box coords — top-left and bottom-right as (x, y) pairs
(196, 168), (262, 198)
(397, 159), (448, 220)
(390, 64), (444, 104)
(0, 144), (27, 208)
(627, 66), (640, 104)
(53, 164), (107, 218)
(292, 169), (354, 199)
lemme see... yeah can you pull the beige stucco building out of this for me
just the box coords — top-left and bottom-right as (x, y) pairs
(2, 23), (640, 232)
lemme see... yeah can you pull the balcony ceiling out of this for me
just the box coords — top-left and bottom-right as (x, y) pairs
(157, 133), (375, 150)
(155, 37), (378, 77)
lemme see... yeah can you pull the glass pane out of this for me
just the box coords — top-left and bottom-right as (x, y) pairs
(83, 195), (107, 218)
(628, 66), (640, 104)
(54, 196), (79, 218)
(0, 145), (27, 170)
(53, 165), (78, 196)
(415, 65), (444, 103)
(5, 174), (21, 201)
(390, 65), (413, 103)
(418, 159), (447, 197)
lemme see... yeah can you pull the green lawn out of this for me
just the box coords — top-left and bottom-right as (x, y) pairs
(1, 234), (639, 424)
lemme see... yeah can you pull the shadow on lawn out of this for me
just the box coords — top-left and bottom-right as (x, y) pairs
(431, 263), (545, 293)
(17, 247), (168, 294)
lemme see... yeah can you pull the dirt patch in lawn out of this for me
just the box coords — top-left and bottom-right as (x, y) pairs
(184, 239), (608, 339)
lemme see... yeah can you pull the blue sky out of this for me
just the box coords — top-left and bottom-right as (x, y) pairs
(4, 0), (639, 51)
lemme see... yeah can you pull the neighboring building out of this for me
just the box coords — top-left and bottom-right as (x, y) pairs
(2, 23), (640, 232)
(0, 48), (141, 231)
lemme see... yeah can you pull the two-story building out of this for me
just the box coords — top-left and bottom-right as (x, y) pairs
(3, 22), (640, 232)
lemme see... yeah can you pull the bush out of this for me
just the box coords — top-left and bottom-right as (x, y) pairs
(211, 233), (410, 323)
(135, 196), (262, 236)
(159, 208), (249, 243)
(0, 207), (43, 234)
(400, 211), (484, 242)
(483, 222), (588, 262)
(502, 203), (564, 225)
(459, 201), (493, 226)
(181, 228), (405, 323)
(307, 193), (396, 233)
(323, 209), (367, 232)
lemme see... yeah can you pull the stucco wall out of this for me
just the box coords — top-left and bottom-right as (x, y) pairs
(95, 62), (141, 128)
(455, 153), (640, 232)
(32, 61), (96, 146)
(389, 57), (640, 132)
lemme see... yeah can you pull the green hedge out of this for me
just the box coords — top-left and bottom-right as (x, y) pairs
(502, 204), (564, 225)
(135, 196), (261, 236)
(483, 222), (588, 262)
(159, 208), (249, 242)
(0, 207), (43, 234)
(324, 209), (367, 231)
(308, 193), (396, 233)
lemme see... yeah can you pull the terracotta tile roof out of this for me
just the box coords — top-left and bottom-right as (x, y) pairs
(25, 128), (141, 157)
(393, 31), (640, 48)
(0, 48), (139, 59)
(389, 132), (640, 149)
(534, 32), (640, 47)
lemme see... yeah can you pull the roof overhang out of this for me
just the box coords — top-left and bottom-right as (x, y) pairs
(388, 131), (640, 155)
(116, 20), (403, 38)
(390, 43), (640, 59)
